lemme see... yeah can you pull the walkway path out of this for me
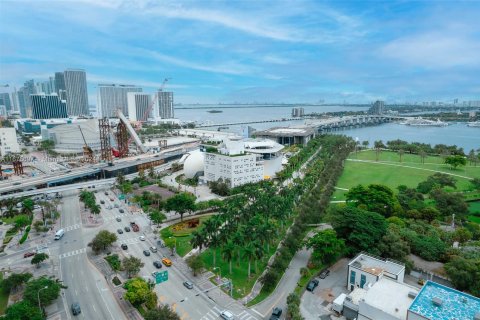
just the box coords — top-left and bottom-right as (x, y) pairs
(160, 170), (222, 202)
(347, 158), (474, 180)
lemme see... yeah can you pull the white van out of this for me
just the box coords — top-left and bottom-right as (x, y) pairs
(54, 229), (65, 240)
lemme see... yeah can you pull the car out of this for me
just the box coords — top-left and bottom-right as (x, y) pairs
(319, 269), (330, 279)
(117, 229), (123, 234)
(139, 236), (146, 241)
(114, 204), (119, 208)
(220, 310), (235, 320)
(116, 217), (122, 222)
(143, 250), (150, 256)
(106, 205), (112, 210)
(124, 226), (131, 232)
(119, 209), (124, 213)
(100, 200), (105, 204)
(162, 257), (172, 266)
(110, 198), (114, 201)
(306, 279), (319, 292)
(183, 281), (193, 289)
(71, 302), (81, 316)
(149, 246), (157, 253)
(104, 192), (109, 196)
(121, 244), (128, 250)
(269, 307), (282, 320)
(151, 271), (160, 277)
(153, 261), (162, 269)
(24, 252), (35, 258)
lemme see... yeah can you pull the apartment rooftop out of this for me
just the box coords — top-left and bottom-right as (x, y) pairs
(349, 253), (405, 277)
(255, 126), (315, 137)
(362, 277), (419, 320)
(408, 281), (480, 320)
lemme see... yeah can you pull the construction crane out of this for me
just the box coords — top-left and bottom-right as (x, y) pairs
(140, 77), (171, 125)
(78, 125), (95, 163)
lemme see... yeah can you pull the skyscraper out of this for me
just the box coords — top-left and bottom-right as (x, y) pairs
(97, 84), (142, 118)
(368, 100), (385, 115)
(55, 72), (67, 100)
(156, 91), (174, 119)
(127, 92), (151, 122)
(31, 93), (68, 119)
(35, 77), (56, 94)
(17, 88), (26, 117)
(64, 69), (89, 116)
(23, 79), (36, 118)
(0, 93), (12, 111)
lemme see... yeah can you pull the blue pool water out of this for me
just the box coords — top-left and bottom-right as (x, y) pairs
(409, 281), (480, 320)
(3, 169), (13, 173)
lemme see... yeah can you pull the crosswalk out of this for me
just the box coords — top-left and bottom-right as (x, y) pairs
(64, 224), (81, 232)
(59, 248), (87, 259)
(200, 306), (259, 320)
(103, 214), (129, 222)
(121, 236), (143, 245)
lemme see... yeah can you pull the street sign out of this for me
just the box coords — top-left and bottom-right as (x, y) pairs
(155, 271), (168, 284)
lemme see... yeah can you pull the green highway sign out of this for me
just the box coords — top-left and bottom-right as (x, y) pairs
(155, 271), (168, 284)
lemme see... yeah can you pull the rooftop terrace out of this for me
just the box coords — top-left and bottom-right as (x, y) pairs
(408, 281), (480, 320)
(349, 253), (405, 277)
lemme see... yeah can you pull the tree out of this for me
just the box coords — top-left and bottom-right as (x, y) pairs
(148, 209), (166, 226)
(148, 166), (156, 179)
(165, 192), (196, 221)
(31, 253), (49, 268)
(88, 230), (117, 254)
(430, 188), (469, 219)
(417, 173), (457, 194)
(305, 229), (345, 265)
(396, 185), (425, 211)
(398, 148), (405, 162)
(119, 182), (133, 194)
(222, 241), (235, 274)
(362, 140), (369, 149)
(452, 227), (473, 244)
(471, 178), (480, 190)
(329, 206), (387, 255)
(122, 256), (145, 278)
(38, 140), (54, 153)
(33, 220), (47, 233)
(445, 155), (467, 169)
(21, 198), (34, 218)
(346, 184), (398, 217)
(14, 215), (30, 230)
(124, 277), (157, 308)
(116, 173), (125, 185)
(186, 254), (205, 276)
(445, 256), (480, 296)
(377, 227), (410, 262)
(164, 237), (176, 255)
(468, 149), (478, 166)
(243, 242), (256, 278)
(419, 149), (427, 164)
(23, 276), (64, 308)
(374, 140), (385, 161)
(3, 300), (43, 320)
(411, 234), (446, 261)
(144, 304), (181, 320)
(1, 272), (33, 293)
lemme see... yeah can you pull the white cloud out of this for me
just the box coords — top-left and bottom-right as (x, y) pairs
(87, 74), (189, 89)
(381, 32), (480, 68)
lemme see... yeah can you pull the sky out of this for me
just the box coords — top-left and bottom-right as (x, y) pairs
(1, 0), (479, 104)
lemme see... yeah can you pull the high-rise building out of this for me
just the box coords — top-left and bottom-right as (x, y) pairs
(23, 79), (36, 117)
(368, 100), (385, 115)
(0, 93), (12, 111)
(17, 88), (27, 117)
(64, 69), (89, 116)
(0, 128), (21, 155)
(35, 77), (56, 94)
(31, 93), (68, 119)
(156, 91), (174, 119)
(127, 92), (151, 122)
(97, 84), (142, 118)
(55, 72), (67, 100)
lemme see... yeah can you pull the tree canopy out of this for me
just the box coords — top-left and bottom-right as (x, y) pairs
(31, 253), (49, 268)
(122, 256), (144, 278)
(445, 155), (467, 169)
(346, 184), (398, 217)
(305, 229), (345, 265)
(123, 277), (157, 309)
(88, 230), (117, 254)
(3, 300), (43, 320)
(23, 276), (64, 307)
(165, 192), (196, 221)
(144, 304), (181, 320)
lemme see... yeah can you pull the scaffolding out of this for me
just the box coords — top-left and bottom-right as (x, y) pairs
(13, 161), (24, 175)
(99, 118), (112, 163)
(116, 121), (129, 158)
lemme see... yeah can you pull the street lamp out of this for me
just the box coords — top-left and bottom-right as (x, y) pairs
(37, 286), (48, 311)
(212, 266), (221, 281)
(169, 236), (177, 255)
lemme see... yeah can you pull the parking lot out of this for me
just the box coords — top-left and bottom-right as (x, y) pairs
(300, 258), (349, 319)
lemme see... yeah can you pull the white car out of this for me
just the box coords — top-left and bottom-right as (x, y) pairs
(139, 236), (146, 241)
(220, 310), (235, 320)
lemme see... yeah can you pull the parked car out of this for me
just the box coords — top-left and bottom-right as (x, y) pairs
(104, 192), (108, 196)
(71, 303), (81, 316)
(121, 244), (128, 250)
(124, 226), (131, 232)
(162, 258), (172, 266)
(116, 217), (122, 222)
(110, 198), (114, 201)
(100, 200), (105, 204)
(117, 229), (123, 234)
(151, 271), (160, 277)
(183, 281), (193, 289)
(220, 310), (235, 320)
(143, 250), (150, 256)
(153, 261), (162, 269)
(139, 236), (146, 241)
(114, 204), (119, 208)
(119, 209), (124, 213)
(149, 246), (157, 253)
(24, 252), (35, 258)
(319, 269), (330, 279)
(270, 307), (282, 320)
(306, 279), (319, 292)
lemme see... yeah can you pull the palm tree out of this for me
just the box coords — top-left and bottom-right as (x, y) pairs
(232, 231), (244, 266)
(151, 193), (163, 209)
(398, 148), (405, 163)
(222, 241), (235, 274)
(253, 240), (264, 274)
(374, 140), (384, 161)
(208, 234), (221, 268)
(4, 201), (19, 218)
(190, 231), (206, 253)
(362, 140), (369, 149)
(243, 243), (256, 278)
(419, 149), (427, 164)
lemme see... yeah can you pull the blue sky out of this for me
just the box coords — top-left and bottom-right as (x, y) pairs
(1, 0), (479, 104)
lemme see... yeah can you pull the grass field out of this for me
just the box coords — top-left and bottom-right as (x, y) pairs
(0, 273), (9, 315)
(332, 150), (480, 201)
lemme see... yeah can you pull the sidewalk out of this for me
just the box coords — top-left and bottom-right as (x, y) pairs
(161, 170), (222, 202)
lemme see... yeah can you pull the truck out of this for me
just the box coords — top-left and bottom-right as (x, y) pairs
(130, 222), (140, 232)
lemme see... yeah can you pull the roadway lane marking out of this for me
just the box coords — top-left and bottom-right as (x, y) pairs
(59, 248), (87, 259)
(250, 308), (263, 318)
(64, 223), (81, 232)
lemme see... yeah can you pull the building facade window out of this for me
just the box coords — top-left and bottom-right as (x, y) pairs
(350, 270), (356, 284)
(360, 274), (366, 288)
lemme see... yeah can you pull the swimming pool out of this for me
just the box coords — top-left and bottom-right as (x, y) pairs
(408, 281), (480, 320)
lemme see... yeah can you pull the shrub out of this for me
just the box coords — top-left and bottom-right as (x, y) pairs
(105, 254), (121, 271)
(19, 228), (30, 244)
(112, 276), (122, 286)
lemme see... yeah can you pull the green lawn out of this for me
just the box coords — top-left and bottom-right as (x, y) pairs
(0, 273), (9, 315)
(468, 215), (480, 224)
(469, 201), (480, 214)
(160, 216), (212, 257)
(332, 150), (479, 201)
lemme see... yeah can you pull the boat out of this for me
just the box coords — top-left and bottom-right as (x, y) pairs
(467, 121), (480, 127)
(207, 110), (223, 113)
(403, 117), (448, 127)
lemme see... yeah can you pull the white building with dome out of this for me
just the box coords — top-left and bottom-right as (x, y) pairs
(182, 137), (284, 188)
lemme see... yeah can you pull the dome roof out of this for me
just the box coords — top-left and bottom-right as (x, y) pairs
(183, 149), (205, 179)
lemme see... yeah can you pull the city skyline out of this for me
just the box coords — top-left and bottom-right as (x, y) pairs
(1, 1), (479, 105)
